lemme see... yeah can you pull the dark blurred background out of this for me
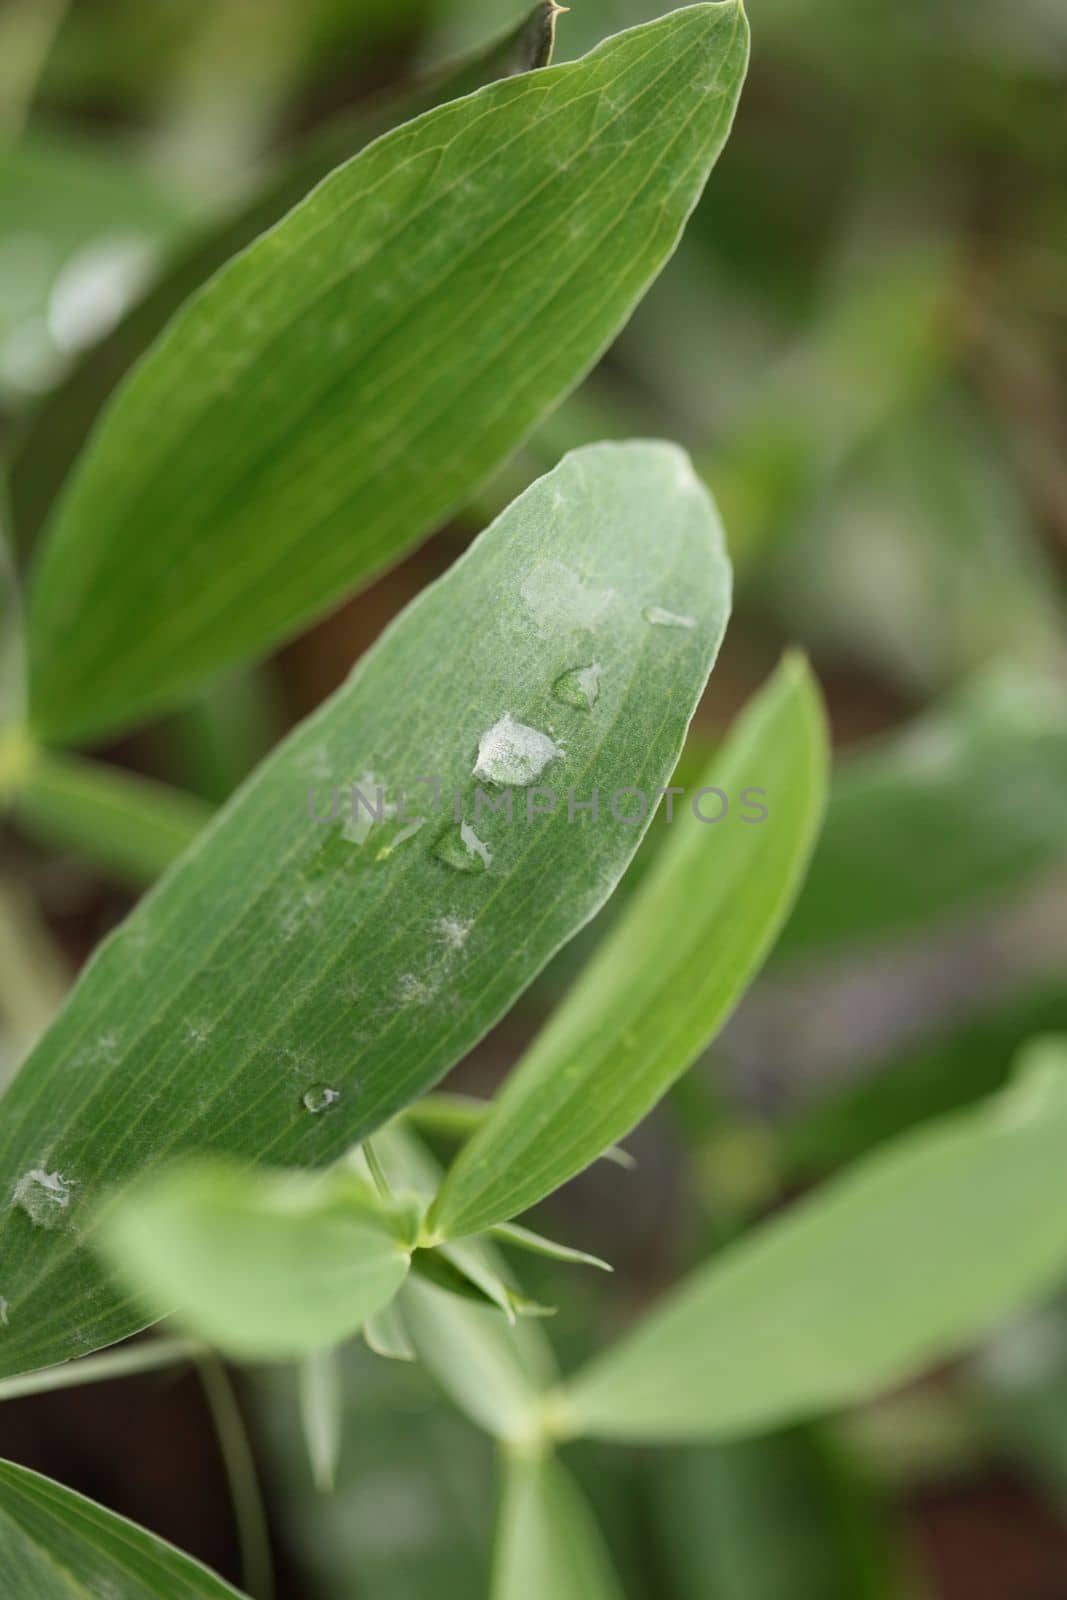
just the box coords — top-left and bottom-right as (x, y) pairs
(1, 1), (1066, 1595)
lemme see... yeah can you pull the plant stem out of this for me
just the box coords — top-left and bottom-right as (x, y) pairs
(0, 1336), (204, 1402)
(197, 1357), (274, 1600)
(13, 746), (212, 886)
(362, 1138), (392, 1201)
(0, 723), (35, 807)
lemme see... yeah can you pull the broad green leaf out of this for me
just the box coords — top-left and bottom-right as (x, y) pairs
(26, 3), (748, 744)
(491, 1451), (624, 1600)
(7, 3), (563, 554)
(430, 655), (827, 1241)
(778, 669), (1067, 962)
(13, 747), (212, 888)
(98, 1159), (416, 1359)
(0, 1458), (246, 1599)
(0, 440), (728, 1380)
(555, 1038), (1067, 1443)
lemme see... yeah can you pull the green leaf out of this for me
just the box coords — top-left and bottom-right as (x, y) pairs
(402, 1279), (547, 1445)
(404, 1092), (636, 1169)
(430, 654), (827, 1240)
(298, 1346), (343, 1492)
(0, 440), (728, 1380)
(491, 1451), (624, 1600)
(491, 1222), (613, 1273)
(6, 3), (563, 556)
(555, 1037), (1067, 1443)
(375, 1123), (553, 1443)
(25, 3), (748, 744)
(13, 747), (212, 888)
(778, 668), (1067, 962)
(363, 1300), (415, 1362)
(0, 1458), (246, 1599)
(98, 1159), (416, 1360)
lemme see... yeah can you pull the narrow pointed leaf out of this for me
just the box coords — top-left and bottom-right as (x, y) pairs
(492, 1452), (624, 1600)
(557, 1038), (1067, 1443)
(298, 1347), (343, 1492)
(26, 3), (748, 743)
(491, 1222), (613, 1273)
(7, 3), (563, 556)
(98, 1160), (415, 1360)
(403, 1279), (548, 1444)
(378, 1123), (553, 1443)
(404, 1093), (635, 1169)
(0, 1458), (247, 1599)
(431, 655), (827, 1240)
(0, 441), (728, 1379)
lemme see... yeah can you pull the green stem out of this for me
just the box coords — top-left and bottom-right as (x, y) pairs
(0, 723), (35, 806)
(0, 1336), (203, 1402)
(0, 874), (68, 1064)
(197, 1357), (274, 1600)
(13, 746), (213, 887)
(362, 1138), (392, 1202)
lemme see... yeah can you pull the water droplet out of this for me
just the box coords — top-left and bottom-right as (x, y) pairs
(13, 1168), (75, 1229)
(553, 662), (601, 711)
(433, 822), (492, 874)
(303, 1084), (341, 1115)
(643, 605), (696, 630)
(473, 713), (562, 787)
(0, 1298), (8, 1329)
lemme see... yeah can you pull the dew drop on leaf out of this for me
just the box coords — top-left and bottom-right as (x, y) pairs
(642, 605), (696, 629)
(433, 821), (492, 874)
(302, 1084), (341, 1115)
(473, 713), (562, 786)
(13, 1168), (76, 1229)
(552, 662), (601, 711)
